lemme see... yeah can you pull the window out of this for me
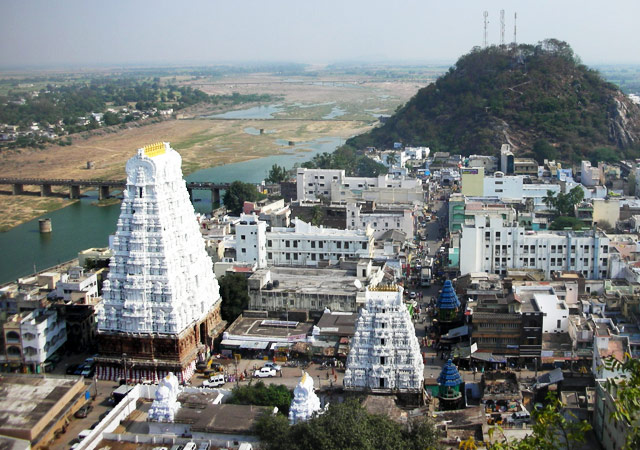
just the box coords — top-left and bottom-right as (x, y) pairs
(311, 254), (316, 261)
(337, 242), (342, 249)
(362, 242), (367, 250)
(286, 253), (290, 260)
(293, 241), (298, 248)
(267, 240), (272, 247)
(241, 235), (246, 240)
(496, 232), (501, 239)
(241, 248), (246, 253)
(603, 246), (608, 254)
(311, 241), (316, 249)
(319, 241), (323, 248)
(557, 319), (561, 329)
(345, 242), (349, 249)
(267, 252), (272, 259)
(285, 241), (290, 248)
(495, 189), (503, 193)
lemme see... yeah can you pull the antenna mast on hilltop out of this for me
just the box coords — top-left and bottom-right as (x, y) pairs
(483, 11), (489, 48)
(500, 10), (505, 46)
(513, 12), (517, 45)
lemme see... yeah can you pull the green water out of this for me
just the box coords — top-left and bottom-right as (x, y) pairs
(0, 136), (341, 284)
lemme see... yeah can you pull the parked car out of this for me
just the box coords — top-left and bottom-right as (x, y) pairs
(202, 374), (226, 388)
(254, 367), (277, 378)
(74, 404), (93, 418)
(263, 362), (282, 371)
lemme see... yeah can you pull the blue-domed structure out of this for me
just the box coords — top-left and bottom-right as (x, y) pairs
(436, 280), (460, 322)
(437, 359), (464, 410)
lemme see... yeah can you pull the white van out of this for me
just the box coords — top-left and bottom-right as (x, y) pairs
(202, 374), (225, 388)
(183, 443), (197, 450)
(78, 429), (92, 440)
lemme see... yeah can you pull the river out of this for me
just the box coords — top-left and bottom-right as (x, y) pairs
(0, 135), (342, 284)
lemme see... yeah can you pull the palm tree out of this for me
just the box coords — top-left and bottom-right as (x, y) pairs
(386, 151), (398, 167)
(543, 190), (556, 211)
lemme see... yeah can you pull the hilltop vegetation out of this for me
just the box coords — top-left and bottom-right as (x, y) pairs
(348, 40), (640, 162)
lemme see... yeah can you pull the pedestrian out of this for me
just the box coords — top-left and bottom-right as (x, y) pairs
(280, 370), (283, 378)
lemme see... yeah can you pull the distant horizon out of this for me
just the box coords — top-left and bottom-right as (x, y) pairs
(2, 1), (639, 68)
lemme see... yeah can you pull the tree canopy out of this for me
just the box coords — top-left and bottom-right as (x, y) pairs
(228, 381), (293, 415)
(542, 186), (584, 217)
(265, 164), (288, 184)
(223, 180), (263, 215)
(218, 272), (250, 323)
(301, 145), (387, 177)
(347, 40), (640, 160)
(255, 399), (441, 450)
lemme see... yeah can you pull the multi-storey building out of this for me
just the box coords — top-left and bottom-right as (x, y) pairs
(1, 308), (66, 373)
(96, 142), (223, 382)
(296, 168), (423, 204)
(459, 215), (610, 278)
(54, 266), (98, 302)
(345, 202), (414, 239)
(236, 215), (374, 268)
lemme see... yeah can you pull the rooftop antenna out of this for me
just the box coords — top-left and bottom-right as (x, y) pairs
(500, 10), (505, 46)
(483, 11), (489, 48)
(513, 12), (517, 45)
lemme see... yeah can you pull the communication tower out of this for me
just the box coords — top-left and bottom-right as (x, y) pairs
(483, 11), (489, 48)
(513, 12), (517, 45)
(500, 10), (505, 46)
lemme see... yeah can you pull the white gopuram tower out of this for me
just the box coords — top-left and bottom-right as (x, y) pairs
(289, 372), (323, 425)
(344, 285), (424, 395)
(96, 142), (223, 383)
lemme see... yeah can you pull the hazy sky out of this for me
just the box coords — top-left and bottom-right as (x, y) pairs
(1, 0), (639, 68)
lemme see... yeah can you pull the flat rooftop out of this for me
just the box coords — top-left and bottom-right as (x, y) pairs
(226, 315), (314, 339)
(0, 374), (84, 441)
(251, 267), (359, 296)
(316, 312), (358, 336)
(176, 402), (271, 434)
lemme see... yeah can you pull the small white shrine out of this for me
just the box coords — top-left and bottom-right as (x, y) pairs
(148, 372), (181, 422)
(289, 372), (322, 425)
(344, 285), (424, 392)
(98, 142), (221, 335)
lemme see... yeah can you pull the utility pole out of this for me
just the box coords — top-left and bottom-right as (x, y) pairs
(123, 353), (127, 385)
(513, 12), (517, 45)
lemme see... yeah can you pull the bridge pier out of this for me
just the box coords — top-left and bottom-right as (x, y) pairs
(40, 184), (52, 197)
(12, 183), (24, 195)
(98, 185), (110, 200)
(211, 188), (220, 208)
(70, 185), (81, 199)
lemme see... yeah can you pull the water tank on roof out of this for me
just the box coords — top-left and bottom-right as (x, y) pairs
(495, 171), (504, 178)
(266, 282), (273, 290)
(273, 280), (280, 288)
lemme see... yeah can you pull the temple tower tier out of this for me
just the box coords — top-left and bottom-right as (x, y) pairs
(96, 142), (224, 382)
(344, 285), (424, 394)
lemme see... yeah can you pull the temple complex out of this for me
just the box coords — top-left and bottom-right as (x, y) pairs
(437, 359), (464, 411)
(289, 372), (322, 425)
(435, 280), (462, 334)
(344, 285), (424, 396)
(96, 142), (224, 382)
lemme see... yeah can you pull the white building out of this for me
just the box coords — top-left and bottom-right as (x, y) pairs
(296, 168), (423, 204)
(344, 285), (424, 393)
(581, 160), (602, 187)
(483, 173), (561, 210)
(2, 309), (67, 372)
(346, 202), (414, 239)
(532, 292), (569, 333)
(236, 214), (267, 269)
(459, 215), (610, 278)
(98, 142), (221, 335)
(54, 266), (98, 302)
(267, 219), (374, 266)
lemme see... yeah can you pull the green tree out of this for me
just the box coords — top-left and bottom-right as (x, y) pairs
(228, 381), (293, 414)
(605, 354), (640, 449)
(223, 180), (261, 215)
(310, 205), (324, 226)
(488, 393), (591, 450)
(103, 111), (121, 126)
(218, 272), (250, 323)
(266, 164), (288, 184)
(255, 399), (441, 450)
(532, 140), (557, 164)
(549, 216), (587, 230)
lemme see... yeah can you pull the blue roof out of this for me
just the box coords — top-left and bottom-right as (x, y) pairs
(437, 359), (463, 387)
(436, 280), (460, 310)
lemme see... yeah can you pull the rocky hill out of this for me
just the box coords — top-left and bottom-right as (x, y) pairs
(348, 40), (640, 163)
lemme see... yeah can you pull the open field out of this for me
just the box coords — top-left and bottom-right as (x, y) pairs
(0, 71), (425, 230)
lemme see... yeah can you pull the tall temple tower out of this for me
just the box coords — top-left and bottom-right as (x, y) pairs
(344, 285), (424, 397)
(96, 142), (224, 382)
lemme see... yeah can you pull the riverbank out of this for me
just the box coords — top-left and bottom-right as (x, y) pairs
(0, 118), (372, 231)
